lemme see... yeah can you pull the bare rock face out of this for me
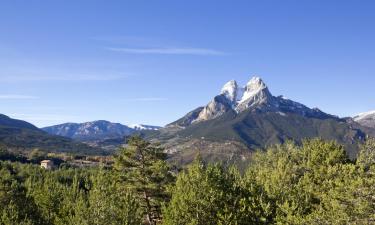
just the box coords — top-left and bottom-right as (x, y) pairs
(194, 95), (234, 123)
(354, 111), (375, 128)
(235, 77), (273, 113)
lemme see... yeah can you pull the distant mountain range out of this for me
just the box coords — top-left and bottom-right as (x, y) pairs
(42, 121), (161, 142)
(0, 115), (161, 154)
(146, 76), (374, 164)
(42, 121), (134, 141)
(0, 114), (103, 155)
(1, 76), (374, 160)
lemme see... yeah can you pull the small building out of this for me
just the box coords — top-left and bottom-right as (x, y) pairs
(40, 160), (54, 170)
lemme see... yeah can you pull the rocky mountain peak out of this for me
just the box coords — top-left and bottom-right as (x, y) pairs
(236, 76), (273, 112)
(220, 80), (238, 102)
(220, 76), (271, 104)
(193, 76), (271, 123)
(245, 76), (267, 94)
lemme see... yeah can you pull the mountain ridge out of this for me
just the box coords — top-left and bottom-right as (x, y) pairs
(43, 120), (161, 141)
(43, 120), (133, 141)
(149, 76), (371, 163)
(0, 114), (102, 155)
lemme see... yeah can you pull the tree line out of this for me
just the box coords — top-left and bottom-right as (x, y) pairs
(0, 137), (374, 225)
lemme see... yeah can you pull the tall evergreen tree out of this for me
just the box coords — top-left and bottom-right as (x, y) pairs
(115, 136), (173, 225)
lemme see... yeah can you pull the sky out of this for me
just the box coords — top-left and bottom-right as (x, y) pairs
(0, 0), (375, 127)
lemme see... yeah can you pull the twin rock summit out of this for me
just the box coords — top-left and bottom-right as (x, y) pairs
(168, 76), (333, 128)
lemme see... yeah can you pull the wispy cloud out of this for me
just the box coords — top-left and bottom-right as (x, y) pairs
(123, 97), (168, 102)
(107, 47), (226, 56)
(0, 95), (39, 100)
(0, 74), (127, 82)
(8, 113), (79, 123)
(92, 35), (160, 46)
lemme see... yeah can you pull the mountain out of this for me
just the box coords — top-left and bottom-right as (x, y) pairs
(168, 77), (335, 128)
(43, 120), (134, 141)
(147, 76), (368, 163)
(0, 114), (40, 131)
(353, 111), (375, 129)
(0, 114), (102, 155)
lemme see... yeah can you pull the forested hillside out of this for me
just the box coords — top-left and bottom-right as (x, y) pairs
(0, 114), (103, 155)
(0, 137), (374, 224)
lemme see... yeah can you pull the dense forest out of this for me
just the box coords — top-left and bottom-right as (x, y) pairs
(0, 137), (374, 225)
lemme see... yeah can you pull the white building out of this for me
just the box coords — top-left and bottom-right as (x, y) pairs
(40, 160), (54, 170)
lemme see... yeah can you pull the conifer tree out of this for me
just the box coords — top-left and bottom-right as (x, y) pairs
(115, 136), (173, 225)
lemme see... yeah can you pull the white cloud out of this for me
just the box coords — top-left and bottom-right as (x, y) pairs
(123, 97), (168, 102)
(107, 47), (226, 56)
(8, 113), (77, 122)
(0, 74), (127, 82)
(0, 95), (39, 100)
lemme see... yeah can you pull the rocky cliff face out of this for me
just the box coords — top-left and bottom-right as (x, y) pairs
(193, 95), (234, 123)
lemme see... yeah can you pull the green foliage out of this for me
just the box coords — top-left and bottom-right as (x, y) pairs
(163, 158), (270, 225)
(0, 162), (41, 225)
(68, 169), (143, 225)
(357, 138), (375, 170)
(0, 138), (374, 224)
(115, 136), (174, 225)
(0, 147), (27, 163)
(164, 139), (375, 224)
(0, 162), (143, 225)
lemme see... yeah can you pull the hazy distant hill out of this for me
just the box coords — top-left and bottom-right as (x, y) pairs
(43, 120), (135, 141)
(0, 114), (103, 155)
(43, 121), (161, 151)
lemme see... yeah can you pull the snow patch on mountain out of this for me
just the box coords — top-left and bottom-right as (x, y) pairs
(353, 110), (375, 128)
(129, 124), (161, 131)
(354, 110), (375, 121)
(220, 80), (238, 103)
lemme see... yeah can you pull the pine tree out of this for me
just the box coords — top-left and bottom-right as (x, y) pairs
(115, 136), (173, 225)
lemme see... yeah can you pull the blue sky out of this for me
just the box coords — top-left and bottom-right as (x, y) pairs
(1, 0), (374, 127)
